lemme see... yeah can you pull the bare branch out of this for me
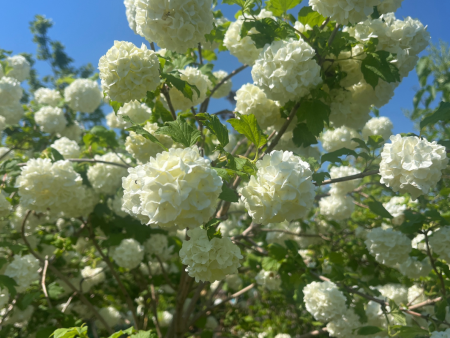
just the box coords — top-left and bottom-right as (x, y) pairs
(41, 257), (52, 309)
(265, 102), (300, 154)
(316, 169), (379, 186)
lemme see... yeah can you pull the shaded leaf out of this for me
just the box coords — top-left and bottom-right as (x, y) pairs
(321, 147), (358, 164)
(420, 101), (450, 129)
(197, 113), (229, 147)
(361, 51), (401, 89)
(219, 184), (239, 202)
(367, 199), (393, 219)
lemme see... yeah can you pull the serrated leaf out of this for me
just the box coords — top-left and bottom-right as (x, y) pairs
(262, 257), (281, 271)
(312, 172), (330, 185)
(266, 0), (302, 17)
(297, 6), (326, 28)
(219, 184), (239, 202)
(84, 125), (119, 148)
(109, 100), (123, 115)
(131, 331), (158, 338)
(296, 99), (330, 136)
(229, 114), (267, 149)
(48, 147), (65, 162)
(367, 199), (393, 219)
(240, 18), (298, 49)
(162, 72), (200, 101)
(292, 123), (318, 147)
(390, 311), (407, 326)
(420, 101), (450, 129)
(227, 155), (257, 176)
(367, 135), (385, 148)
(37, 327), (58, 338)
(197, 113), (229, 147)
(361, 51), (401, 89)
(203, 218), (222, 241)
(0, 275), (17, 298)
(155, 115), (201, 147)
(352, 138), (370, 151)
(355, 326), (384, 335)
(321, 147), (358, 164)
(153, 99), (174, 122)
(222, 0), (246, 7)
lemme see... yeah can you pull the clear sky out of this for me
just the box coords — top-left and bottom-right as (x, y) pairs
(1, 0), (449, 135)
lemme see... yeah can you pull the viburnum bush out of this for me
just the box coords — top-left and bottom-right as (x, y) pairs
(1, 1), (450, 337)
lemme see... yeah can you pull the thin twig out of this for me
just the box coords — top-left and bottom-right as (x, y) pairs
(161, 85), (177, 120)
(0, 147), (16, 161)
(150, 280), (163, 338)
(198, 43), (203, 65)
(317, 169), (379, 186)
(65, 158), (130, 169)
(319, 17), (330, 29)
(424, 231), (447, 297)
(183, 281), (207, 329)
(265, 102), (300, 154)
(61, 292), (77, 313)
(205, 64), (248, 103)
(41, 257), (52, 309)
(258, 228), (324, 238)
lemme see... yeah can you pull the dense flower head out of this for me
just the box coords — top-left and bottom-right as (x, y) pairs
(0, 64), (3, 78)
(327, 88), (371, 130)
(380, 134), (448, 199)
(349, 80), (397, 109)
(87, 152), (128, 195)
(321, 126), (360, 152)
(112, 238), (145, 269)
(377, 283), (407, 305)
(6, 55), (30, 82)
(135, 0), (214, 53)
(378, 0), (403, 14)
(61, 185), (99, 218)
(99, 41), (160, 103)
(117, 99), (152, 124)
(0, 115), (6, 133)
(319, 194), (355, 220)
(122, 146), (223, 229)
(179, 227), (243, 282)
(303, 281), (347, 322)
(235, 83), (282, 130)
(365, 227), (411, 266)
(124, 0), (138, 34)
(0, 77), (22, 106)
(429, 227), (450, 262)
(255, 269), (281, 291)
(398, 257), (431, 278)
(326, 309), (361, 338)
(4, 254), (40, 292)
(97, 307), (122, 330)
(0, 101), (24, 125)
(51, 137), (81, 159)
(34, 87), (62, 107)
(108, 195), (128, 217)
(125, 122), (173, 163)
(169, 67), (211, 111)
(383, 196), (407, 225)
(81, 265), (106, 291)
(211, 70), (232, 99)
(252, 38), (322, 105)
(240, 150), (315, 225)
(329, 166), (362, 195)
(144, 233), (174, 260)
(64, 79), (102, 113)
(224, 10), (274, 66)
(34, 106), (67, 134)
(309, 0), (382, 25)
(430, 329), (450, 338)
(59, 122), (84, 142)
(106, 111), (129, 129)
(362, 116), (393, 141)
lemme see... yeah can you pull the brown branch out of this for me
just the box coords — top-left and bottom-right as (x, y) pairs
(41, 257), (52, 309)
(320, 17), (330, 29)
(149, 279), (163, 338)
(161, 85), (177, 120)
(265, 102), (300, 154)
(327, 23), (340, 49)
(0, 147), (15, 161)
(213, 109), (234, 116)
(353, 201), (369, 209)
(316, 169), (379, 186)
(206, 64), (248, 102)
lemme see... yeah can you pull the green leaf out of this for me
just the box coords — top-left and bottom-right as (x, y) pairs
(262, 257), (281, 271)
(296, 99), (331, 136)
(268, 243), (288, 261)
(197, 113), (229, 147)
(83, 125), (119, 148)
(229, 114), (267, 149)
(153, 99), (174, 122)
(203, 218), (222, 241)
(367, 199), (393, 219)
(240, 18), (298, 49)
(131, 331), (158, 338)
(162, 72), (200, 101)
(367, 135), (385, 148)
(48, 147), (65, 162)
(390, 311), (407, 326)
(109, 100), (123, 115)
(155, 115), (201, 147)
(398, 211), (425, 234)
(297, 6), (326, 28)
(219, 184), (239, 202)
(292, 123), (318, 147)
(212, 167), (236, 181)
(435, 299), (447, 321)
(17, 291), (41, 310)
(312, 172), (330, 185)
(355, 326), (384, 335)
(227, 155), (257, 176)
(52, 327), (88, 338)
(420, 101), (450, 129)
(37, 327), (58, 338)
(361, 51), (401, 89)
(222, 0), (246, 8)
(390, 326), (429, 338)
(321, 147), (358, 164)
(0, 275), (17, 298)
(266, 0), (302, 17)
(352, 138), (370, 151)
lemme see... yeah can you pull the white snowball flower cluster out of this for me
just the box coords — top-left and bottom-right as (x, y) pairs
(328, 88), (371, 130)
(377, 283), (408, 305)
(329, 166), (361, 195)
(144, 234), (174, 261)
(106, 111), (128, 129)
(64, 79), (102, 113)
(122, 146), (222, 228)
(275, 131), (321, 160)
(225, 274), (243, 290)
(125, 122), (173, 163)
(309, 0), (382, 25)
(50, 137), (81, 159)
(430, 329), (450, 338)
(0, 101), (24, 125)
(211, 70), (232, 99)
(0, 193), (12, 217)
(124, 0), (138, 34)
(169, 67), (211, 111)
(235, 83), (282, 130)
(135, 0), (214, 53)
(429, 227), (450, 262)
(34, 106), (67, 134)
(87, 152), (128, 195)
(81, 265), (106, 291)
(378, 0), (403, 14)
(319, 194), (355, 220)
(117, 99), (152, 124)
(59, 122), (84, 142)
(0, 287), (9, 309)
(179, 227), (243, 282)
(4, 254), (40, 292)
(158, 311), (174, 327)
(321, 126), (360, 152)
(240, 150), (315, 225)
(365, 227), (411, 266)
(112, 238), (145, 269)
(97, 307), (122, 330)
(265, 221), (301, 247)
(255, 269), (281, 291)
(6, 55), (30, 82)
(224, 10), (274, 66)
(252, 38), (322, 105)
(326, 309), (361, 338)
(218, 219), (241, 237)
(326, 44), (365, 88)
(362, 116), (393, 141)
(303, 281), (347, 322)
(0, 76), (22, 106)
(380, 135), (448, 199)
(108, 195), (128, 217)
(34, 87), (62, 107)
(397, 256), (431, 279)
(99, 41), (160, 103)
(382, 196), (407, 226)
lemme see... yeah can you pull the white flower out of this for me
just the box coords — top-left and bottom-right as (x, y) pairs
(430, 329), (450, 338)
(310, 0), (382, 25)
(99, 41), (160, 103)
(383, 196), (407, 225)
(225, 274), (243, 290)
(328, 88), (371, 130)
(108, 195), (128, 217)
(321, 126), (360, 152)
(205, 316), (219, 330)
(112, 238), (145, 269)
(81, 265), (106, 291)
(6, 55), (30, 82)
(4, 254), (40, 292)
(179, 227), (243, 282)
(158, 311), (173, 327)
(135, 0), (214, 53)
(169, 67), (211, 111)
(380, 135), (448, 199)
(365, 227), (411, 266)
(97, 307), (122, 330)
(211, 70), (232, 99)
(0, 287), (9, 309)
(0, 101), (24, 125)
(235, 83), (282, 130)
(224, 10), (274, 66)
(117, 99), (152, 124)
(362, 116), (393, 141)
(34, 106), (67, 134)
(329, 166), (362, 195)
(326, 309), (361, 338)
(255, 269), (281, 291)
(124, 0), (138, 34)
(325, 45), (365, 87)
(378, 0), (403, 14)
(319, 194), (355, 220)
(240, 150), (315, 225)
(377, 283), (408, 305)
(0, 77), (22, 106)
(274, 334), (291, 338)
(51, 137), (81, 159)
(62, 185), (99, 218)
(87, 153), (128, 195)
(429, 227), (450, 262)
(122, 146), (223, 229)
(407, 285), (426, 305)
(144, 234), (174, 261)
(265, 221), (302, 247)
(16, 159), (84, 214)
(58, 122), (84, 142)
(0, 193), (11, 217)
(303, 281), (347, 322)
(252, 38), (322, 105)
(274, 131), (321, 160)
(106, 111), (128, 129)
(64, 79), (102, 113)
(125, 122), (173, 163)
(34, 88), (61, 107)
(218, 219), (241, 237)
(349, 80), (397, 109)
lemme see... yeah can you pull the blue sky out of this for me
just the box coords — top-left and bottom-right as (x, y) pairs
(1, 0), (449, 135)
